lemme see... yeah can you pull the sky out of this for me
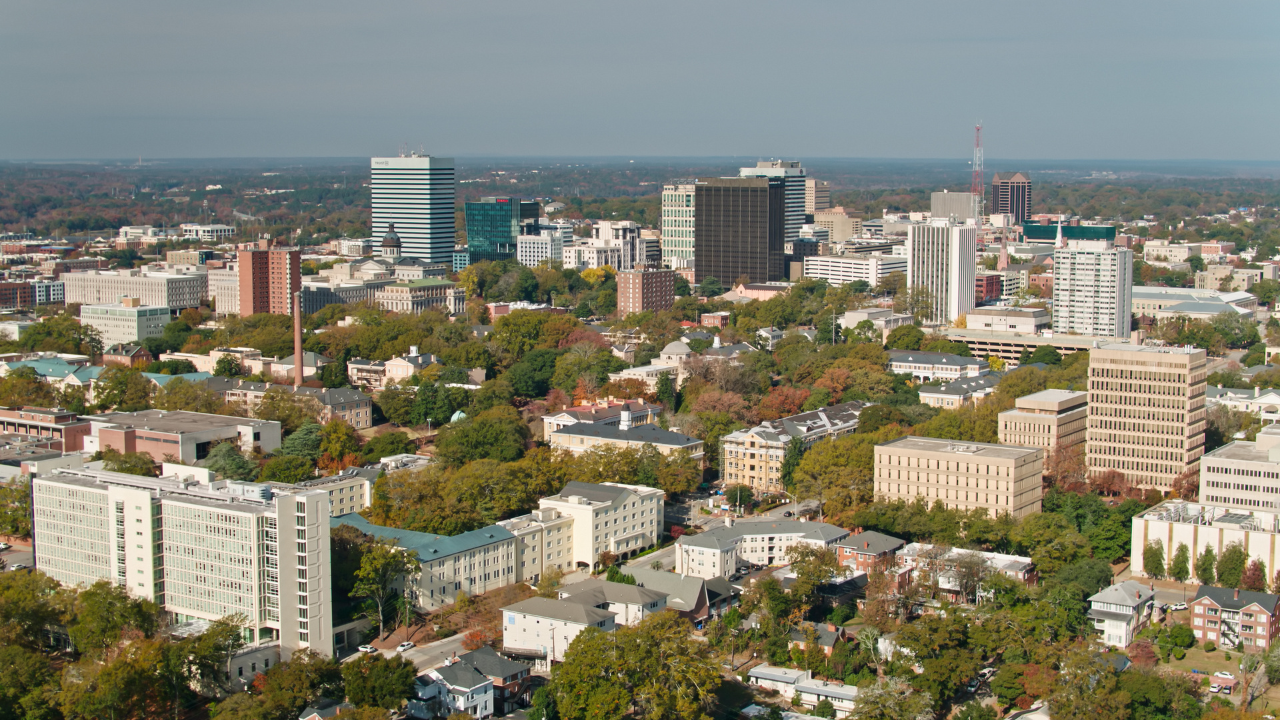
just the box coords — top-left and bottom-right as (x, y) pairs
(2, 0), (1277, 161)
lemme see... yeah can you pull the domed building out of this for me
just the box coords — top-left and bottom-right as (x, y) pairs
(381, 224), (402, 259)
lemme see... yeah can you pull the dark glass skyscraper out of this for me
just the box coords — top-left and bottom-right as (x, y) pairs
(693, 177), (785, 286)
(991, 172), (1032, 225)
(464, 197), (540, 264)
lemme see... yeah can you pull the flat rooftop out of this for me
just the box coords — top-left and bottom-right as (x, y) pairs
(1205, 440), (1271, 463)
(89, 409), (272, 433)
(878, 436), (1041, 459)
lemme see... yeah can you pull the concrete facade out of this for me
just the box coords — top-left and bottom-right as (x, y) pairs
(874, 436), (1044, 519)
(998, 389), (1088, 451)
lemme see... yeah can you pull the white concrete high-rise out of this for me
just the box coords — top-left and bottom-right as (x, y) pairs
(740, 161), (806, 242)
(371, 155), (456, 264)
(661, 182), (696, 269)
(906, 219), (977, 324)
(1053, 237), (1134, 338)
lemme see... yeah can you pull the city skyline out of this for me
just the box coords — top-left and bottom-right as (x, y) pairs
(2, 0), (1276, 161)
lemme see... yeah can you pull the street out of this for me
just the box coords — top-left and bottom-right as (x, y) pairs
(343, 631), (469, 672)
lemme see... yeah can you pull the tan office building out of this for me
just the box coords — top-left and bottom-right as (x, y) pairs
(998, 389), (1088, 451)
(874, 436), (1044, 518)
(1087, 344), (1207, 490)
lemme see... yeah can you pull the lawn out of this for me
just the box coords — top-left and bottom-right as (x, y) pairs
(1160, 646), (1247, 705)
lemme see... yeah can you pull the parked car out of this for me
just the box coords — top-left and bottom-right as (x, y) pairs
(357, 645), (377, 654)
(0, 542), (11, 551)
(10, 564), (26, 571)
(1223, 686), (1233, 696)
(966, 679), (980, 693)
(782, 511), (793, 518)
(978, 668), (996, 681)
(396, 641), (415, 652)
(1209, 684), (1222, 694)
(1214, 671), (1235, 680)
(1169, 602), (1188, 611)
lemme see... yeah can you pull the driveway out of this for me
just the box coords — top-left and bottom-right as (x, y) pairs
(627, 544), (675, 571)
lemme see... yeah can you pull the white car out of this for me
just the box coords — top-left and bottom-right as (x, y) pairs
(0, 542), (10, 551)
(978, 668), (996, 681)
(357, 645), (377, 654)
(1169, 602), (1188, 611)
(396, 641), (415, 652)
(1214, 671), (1235, 680)
(1209, 684), (1222, 694)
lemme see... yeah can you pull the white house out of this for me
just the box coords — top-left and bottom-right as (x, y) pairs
(410, 659), (495, 719)
(675, 517), (850, 579)
(747, 665), (859, 718)
(556, 579), (668, 626)
(501, 596), (616, 668)
(1088, 580), (1156, 648)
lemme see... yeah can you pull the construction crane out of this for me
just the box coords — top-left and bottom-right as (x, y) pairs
(970, 124), (984, 220)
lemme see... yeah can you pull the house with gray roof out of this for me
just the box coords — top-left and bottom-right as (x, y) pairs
(501, 595), (618, 667)
(835, 530), (906, 573)
(548, 421), (704, 463)
(887, 350), (989, 381)
(918, 373), (1002, 409)
(1191, 585), (1280, 651)
(454, 647), (533, 715)
(411, 657), (495, 719)
(331, 513), (516, 612)
(675, 517), (850, 580)
(556, 578), (668, 625)
(204, 377), (375, 429)
(1088, 580), (1156, 649)
(628, 567), (739, 622)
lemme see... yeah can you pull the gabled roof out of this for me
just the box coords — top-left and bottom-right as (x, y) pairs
(628, 568), (709, 612)
(835, 530), (905, 556)
(789, 621), (843, 647)
(502, 596), (615, 625)
(887, 350), (986, 368)
(558, 578), (667, 607)
(550, 422), (701, 449)
(430, 661), (490, 692)
(1089, 580), (1156, 608)
(456, 646), (528, 682)
(918, 374), (1001, 398)
(679, 519), (849, 551)
(330, 513), (512, 559)
(1194, 585), (1280, 613)
(298, 698), (353, 720)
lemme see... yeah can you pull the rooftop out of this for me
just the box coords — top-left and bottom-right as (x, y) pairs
(679, 518), (849, 551)
(835, 530), (905, 556)
(330, 513), (513, 559)
(1089, 580), (1156, 607)
(88, 409), (273, 434)
(549, 422), (702, 448)
(502, 596), (615, 625)
(877, 435), (1041, 460)
(558, 578), (668, 607)
(1194, 585), (1280, 612)
(887, 350), (987, 368)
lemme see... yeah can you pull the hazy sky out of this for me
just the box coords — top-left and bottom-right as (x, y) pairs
(3, 0), (1276, 160)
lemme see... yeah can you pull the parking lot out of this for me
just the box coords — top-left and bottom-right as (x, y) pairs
(0, 540), (33, 571)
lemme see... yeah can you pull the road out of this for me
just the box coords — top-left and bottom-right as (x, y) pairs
(344, 632), (469, 672)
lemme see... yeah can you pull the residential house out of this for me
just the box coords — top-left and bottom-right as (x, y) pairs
(918, 374), (1002, 409)
(887, 350), (989, 381)
(453, 647), (533, 715)
(789, 621), (846, 657)
(606, 337), (755, 391)
(556, 578), (668, 625)
(501, 596), (617, 668)
(1207, 385), (1280, 426)
(298, 699), (354, 720)
(628, 567), (738, 624)
(1191, 586), (1280, 652)
(346, 348), (441, 390)
(102, 344), (152, 368)
(898, 543), (1038, 603)
(675, 517), (850, 580)
(834, 530), (905, 574)
(203, 378), (374, 429)
(721, 401), (872, 493)
(746, 666), (858, 718)
(540, 399), (662, 440)
(1088, 580), (1156, 649)
(411, 658), (495, 719)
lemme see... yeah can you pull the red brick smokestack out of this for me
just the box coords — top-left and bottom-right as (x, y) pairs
(293, 291), (303, 388)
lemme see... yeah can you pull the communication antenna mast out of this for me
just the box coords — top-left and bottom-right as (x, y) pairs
(970, 124), (984, 220)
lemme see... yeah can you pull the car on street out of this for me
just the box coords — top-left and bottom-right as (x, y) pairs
(0, 542), (10, 551)
(1223, 686), (1233, 695)
(357, 645), (377, 654)
(966, 679), (980, 693)
(10, 564), (26, 571)
(1169, 602), (1188, 611)
(978, 668), (996, 681)
(396, 641), (415, 653)
(1210, 684), (1222, 694)
(1214, 671), (1235, 680)
(782, 511), (792, 517)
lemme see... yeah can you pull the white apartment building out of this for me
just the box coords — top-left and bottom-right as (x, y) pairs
(516, 229), (567, 268)
(32, 281), (64, 305)
(208, 263), (239, 314)
(500, 596), (616, 666)
(63, 268), (207, 310)
(674, 517), (850, 580)
(79, 298), (170, 347)
(802, 254), (906, 287)
(270, 466), (377, 518)
(561, 241), (623, 270)
(906, 219), (977, 324)
(539, 481), (665, 570)
(1087, 344), (1207, 490)
(33, 465), (332, 659)
(497, 507), (577, 585)
(740, 161), (806, 241)
(336, 237), (374, 257)
(371, 155), (456, 264)
(1052, 238), (1133, 338)
(838, 308), (915, 342)
(179, 224), (235, 242)
(661, 182), (696, 269)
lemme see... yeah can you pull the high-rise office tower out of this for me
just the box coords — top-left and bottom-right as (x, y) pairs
(906, 219), (976, 324)
(693, 177), (785, 286)
(464, 197), (540, 264)
(1087, 344), (1207, 490)
(661, 182), (697, 269)
(1053, 236), (1133, 338)
(804, 178), (831, 214)
(739, 161), (806, 242)
(371, 155), (456, 264)
(238, 246), (301, 315)
(990, 172), (1032, 225)
(930, 191), (978, 222)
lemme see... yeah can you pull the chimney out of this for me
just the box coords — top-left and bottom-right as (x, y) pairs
(293, 291), (304, 388)
(410, 345), (419, 357)
(619, 409), (632, 431)
(827, 623), (836, 633)
(713, 335), (721, 349)
(1236, 588), (1240, 600)
(864, 541), (869, 549)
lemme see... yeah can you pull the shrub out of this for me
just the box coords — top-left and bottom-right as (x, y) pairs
(1225, 651), (1232, 661)
(1173, 647), (1186, 660)
(1205, 641), (1217, 653)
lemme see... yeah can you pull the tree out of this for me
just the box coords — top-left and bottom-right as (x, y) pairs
(1142, 540), (1165, 580)
(341, 653), (416, 710)
(779, 435), (805, 491)
(1196, 544), (1217, 586)
(1049, 648), (1132, 720)
(1243, 559), (1269, 592)
(698, 276), (724, 297)
(884, 325), (924, 351)
(1217, 542), (1248, 588)
(279, 423), (323, 461)
(786, 545), (840, 608)
(68, 580), (160, 657)
(154, 377), (234, 413)
(537, 566), (565, 599)
(318, 418), (364, 471)
(724, 484), (753, 509)
(95, 366), (153, 411)
(214, 354), (244, 377)
(0, 477), (32, 538)
(655, 370), (677, 410)
(1027, 345), (1063, 365)
(812, 699), (836, 718)
(0, 644), (54, 720)
(255, 389), (324, 434)
(848, 677), (932, 720)
(990, 664), (1026, 708)
(252, 650), (344, 720)
(259, 455), (315, 484)
(0, 569), (69, 650)
(361, 431), (417, 463)
(1168, 542), (1191, 583)
(1050, 558), (1114, 596)
(353, 540), (420, 639)
(99, 447), (158, 476)
(954, 702), (997, 720)
(893, 286), (935, 324)
(203, 441), (259, 482)
(434, 405), (530, 467)
(319, 359), (349, 388)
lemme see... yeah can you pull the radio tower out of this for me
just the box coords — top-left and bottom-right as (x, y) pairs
(969, 124), (984, 220)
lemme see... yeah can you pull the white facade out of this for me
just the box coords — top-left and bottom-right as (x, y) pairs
(179, 224), (235, 242)
(33, 467), (331, 659)
(80, 301), (170, 347)
(63, 269), (207, 310)
(1053, 239), (1133, 338)
(537, 481), (665, 570)
(371, 155), (456, 264)
(336, 237), (374, 256)
(802, 254), (906, 287)
(516, 229), (567, 268)
(675, 518), (850, 580)
(208, 264), (239, 315)
(501, 596), (615, 665)
(562, 242), (623, 271)
(661, 182), (696, 268)
(1089, 581), (1156, 648)
(32, 281), (64, 305)
(906, 220), (976, 324)
(968, 307), (1050, 334)
(740, 161), (806, 241)
(497, 507), (576, 585)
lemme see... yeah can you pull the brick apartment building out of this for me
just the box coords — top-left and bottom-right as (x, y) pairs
(1191, 586), (1280, 652)
(238, 247), (301, 315)
(617, 266), (675, 318)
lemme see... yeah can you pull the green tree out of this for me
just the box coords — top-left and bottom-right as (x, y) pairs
(341, 653), (416, 710)
(203, 442), (259, 482)
(319, 418), (364, 464)
(68, 580), (160, 657)
(990, 664), (1025, 708)
(954, 701), (997, 720)
(95, 366), (153, 411)
(884, 325), (924, 351)
(319, 359), (349, 388)
(1050, 558), (1114, 596)
(1049, 648), (1132, 720)
(253, 650), (344, 720)
(153, 377), (232, 413)
(698, 276), (724, 297)
(812, 699), (836, 718)
(848, 677), (932, 720)
(528, 686), (558, 720)
(99, 447), (158, 476)
(1196, 544), (1217, 586)
(1217, 542), (1247, 588)
(214, 354), (244, 377)
(0, 477), (32, 538)
(259, 455), (315, 484)
(655, 370), (677, 409)
(0, 569), (69, 650)
(256, 389), (323, 434)
(353, 540), (420, 639)
(434, 405), (530, 467)
(360, 431), (417, 463)
(279, 423), (323, 461)
(0, 644), (53, 720)
(1027, 345), (1063, 365)
(1168, 543), (1191, 583)
(724, 484), (753, 509)
(779, 435), (805, 491)
(1142, 540), (1165, 580)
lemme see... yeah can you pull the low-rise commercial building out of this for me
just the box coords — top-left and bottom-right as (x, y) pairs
(874, 436), (1044, 519)
(84, 409), (282, 462)
(838, 308), (914, 342)
(997, 389), (1088, 451)
(802, 254), (905, 287)
(675, 517), (850, 579)
(0, 406), (91, 451)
